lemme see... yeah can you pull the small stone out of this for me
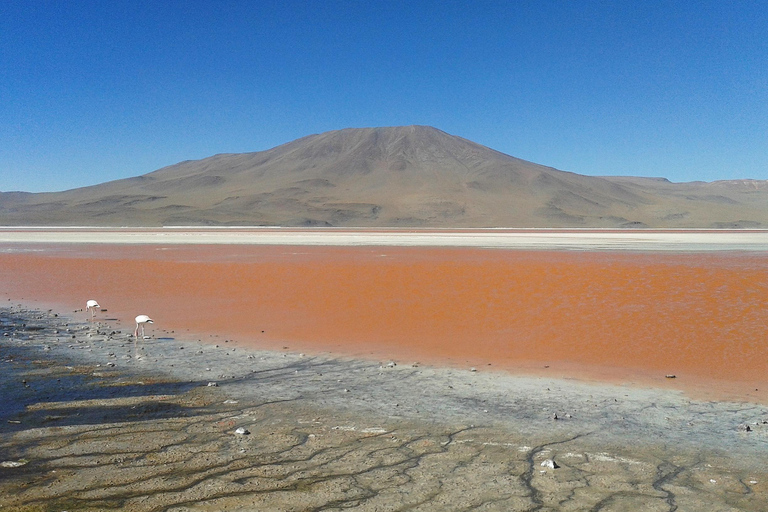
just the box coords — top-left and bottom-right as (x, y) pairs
(207, 382), (218, 387)
(1, 460), (27, 468)
(540, 459), (559, 469)
(665, 374), (676, 379)
(235, 427), (250, 435)
(470, 367), (477, 372)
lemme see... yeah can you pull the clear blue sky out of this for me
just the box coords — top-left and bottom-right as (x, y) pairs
(1, 1), (766, 192)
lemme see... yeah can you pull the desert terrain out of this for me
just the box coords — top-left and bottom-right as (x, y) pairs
(1, 229), (767, 510)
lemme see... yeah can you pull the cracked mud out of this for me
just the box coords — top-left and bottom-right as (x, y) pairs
(1, 306), (767, 511)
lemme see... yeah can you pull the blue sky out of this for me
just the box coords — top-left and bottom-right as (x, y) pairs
(1, 1), (766, 192)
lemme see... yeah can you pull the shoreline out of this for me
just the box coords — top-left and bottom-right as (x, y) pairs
(2, 305), (767, 510)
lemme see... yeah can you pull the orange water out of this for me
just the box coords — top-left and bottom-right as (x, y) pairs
(1, 244), (767, 401)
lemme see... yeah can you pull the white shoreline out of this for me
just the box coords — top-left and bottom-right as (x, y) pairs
(0, 227), (767, 251)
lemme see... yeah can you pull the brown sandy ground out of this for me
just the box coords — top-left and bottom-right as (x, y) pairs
(1, 305), (767, 511)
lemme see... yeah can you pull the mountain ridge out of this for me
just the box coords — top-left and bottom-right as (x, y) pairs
(1, 125), (767, 228)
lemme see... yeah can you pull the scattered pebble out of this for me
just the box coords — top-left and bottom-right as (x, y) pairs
(540, 459), (559, 469)
(1, 460), (28, 468)
(234, 427), (250, 435)
(207, 382), (218, 387)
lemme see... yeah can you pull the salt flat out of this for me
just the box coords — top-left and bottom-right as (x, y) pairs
(1, 227), (768, 251)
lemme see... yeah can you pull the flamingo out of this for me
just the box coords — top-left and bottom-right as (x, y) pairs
(86, 299), (100, 319)
(134, 315), (154, 339)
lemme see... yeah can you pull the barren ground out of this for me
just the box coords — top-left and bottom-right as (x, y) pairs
(1, 306), (767, 511)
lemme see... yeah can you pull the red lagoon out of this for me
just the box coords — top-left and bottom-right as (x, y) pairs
(1, 244), (767, 402)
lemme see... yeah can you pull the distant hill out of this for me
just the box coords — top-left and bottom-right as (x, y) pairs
(1, 125), (767, 227)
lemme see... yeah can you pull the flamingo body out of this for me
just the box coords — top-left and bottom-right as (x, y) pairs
(86, 299), (100, 319)
(134, 315), (154, 338)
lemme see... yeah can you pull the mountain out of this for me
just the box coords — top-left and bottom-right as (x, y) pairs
(1, 125), (767, 227)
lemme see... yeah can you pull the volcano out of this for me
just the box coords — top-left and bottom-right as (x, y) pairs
(1, 125), (766, 227)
